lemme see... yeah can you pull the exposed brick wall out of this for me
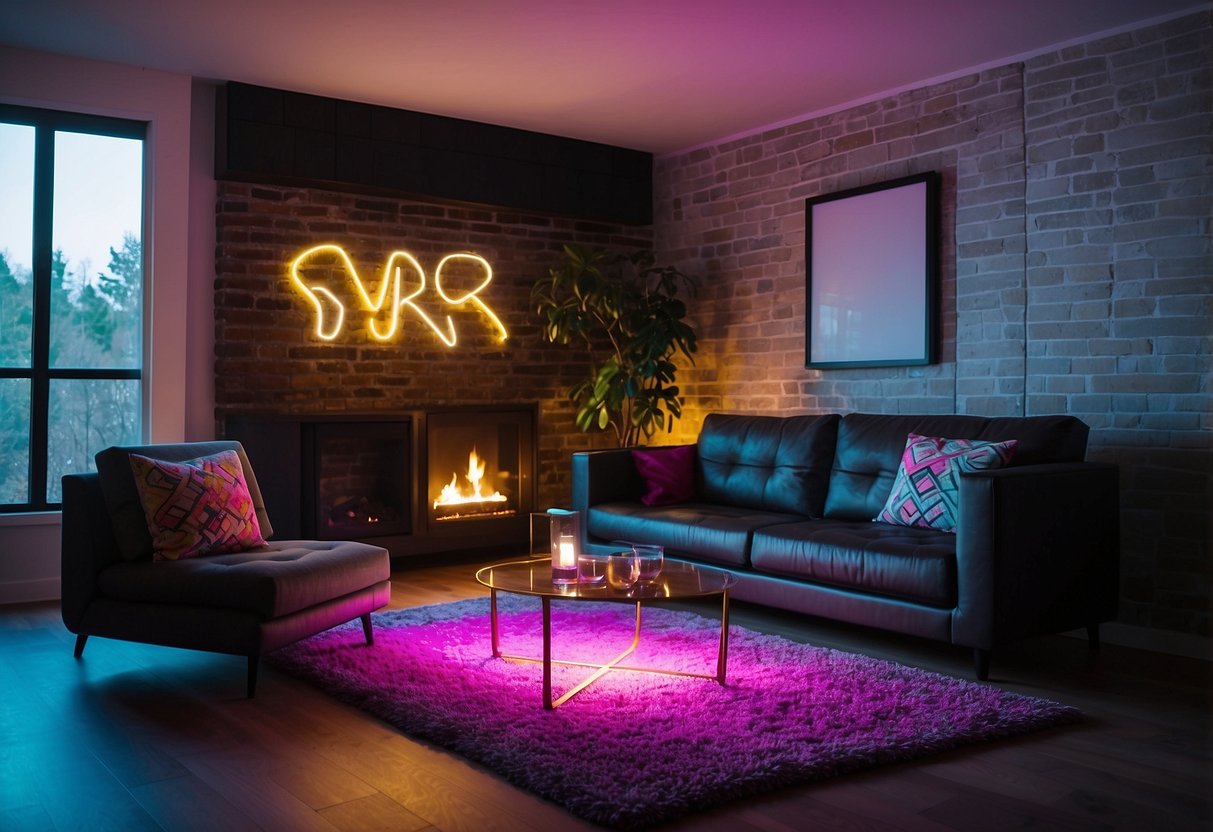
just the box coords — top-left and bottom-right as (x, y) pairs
(653, 11), (1211, 636)
(1022, 15), (1212, 634)
(654, 63), (1024, 430)
(213, 183), (651, 510)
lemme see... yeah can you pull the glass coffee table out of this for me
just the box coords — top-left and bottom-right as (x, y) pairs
(475, 558), (737, 709)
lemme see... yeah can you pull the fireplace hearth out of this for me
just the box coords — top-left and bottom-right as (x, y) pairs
(227, 406), (535, 558)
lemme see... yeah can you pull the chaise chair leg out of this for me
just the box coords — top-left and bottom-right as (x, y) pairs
(361, 613), (374, 645)
(73, 633), (88, 658)
(1086, 623), (1101, 651)
(973, 648), (990, 681)
(247, 655), (259, 699)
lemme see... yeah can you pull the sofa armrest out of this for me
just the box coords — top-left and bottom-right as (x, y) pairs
(952, 462), (1120, 650)
(570, 448), (645, 551)
(61, 473), (123, 632)
(571, 449), (643, 511)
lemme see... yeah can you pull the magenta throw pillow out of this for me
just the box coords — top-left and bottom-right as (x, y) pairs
(875, 433), (1017, 533)
(632, 445), (696, 507)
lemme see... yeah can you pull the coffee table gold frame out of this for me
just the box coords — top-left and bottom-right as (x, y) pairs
(475, 558), (736, 710)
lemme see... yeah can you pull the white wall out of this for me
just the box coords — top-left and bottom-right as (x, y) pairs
(0, 47), (216, 603)
(186, 80), (218, 441)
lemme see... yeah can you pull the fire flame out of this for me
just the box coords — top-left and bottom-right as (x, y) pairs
(433, 448), (508, 509)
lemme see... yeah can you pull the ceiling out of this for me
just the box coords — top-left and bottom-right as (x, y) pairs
(0, 0), (1201, 155)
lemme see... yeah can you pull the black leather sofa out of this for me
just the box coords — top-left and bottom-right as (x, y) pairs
(572, 412), (1120, 679)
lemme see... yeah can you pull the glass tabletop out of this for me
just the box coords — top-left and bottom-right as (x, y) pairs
(475, 557), (736, 601)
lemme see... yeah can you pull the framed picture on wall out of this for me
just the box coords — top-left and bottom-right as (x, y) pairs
(805, 171), (939, 369)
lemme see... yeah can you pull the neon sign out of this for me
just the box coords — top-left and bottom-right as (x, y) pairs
(288, 244), (508, 345)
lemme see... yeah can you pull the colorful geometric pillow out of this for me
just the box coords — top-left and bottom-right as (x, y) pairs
(875, 433), (1017, 533)
(129, 450), (266, 561)
(632, 444), (697, 507)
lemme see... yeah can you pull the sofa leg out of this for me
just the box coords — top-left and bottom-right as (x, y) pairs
(361, 613), (374, 645)
(1086, 623), (1101, 651)
(73, 633), (88, 658)
(247, 656), (259, 699)
(974, 648), (990, 681)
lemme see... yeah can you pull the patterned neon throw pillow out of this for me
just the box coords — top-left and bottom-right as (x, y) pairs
(875, 433), (1017, 533)
(129, 449), (266, 560)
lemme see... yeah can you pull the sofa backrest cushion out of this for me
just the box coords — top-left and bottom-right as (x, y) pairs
(698, 413), (840, 517)
(824, 413), (1089, 520)
(96, 441), (275, 562)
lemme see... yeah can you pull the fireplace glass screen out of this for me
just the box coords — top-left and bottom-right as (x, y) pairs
(428, 415), (522, 523)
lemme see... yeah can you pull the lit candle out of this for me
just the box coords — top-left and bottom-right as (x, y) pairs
(558, 539), (576, 569)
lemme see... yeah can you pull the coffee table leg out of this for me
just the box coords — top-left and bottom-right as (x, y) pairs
(716, 588), (731, 684)
(542, 595), (553, 710)
(489, 588), (500, 658)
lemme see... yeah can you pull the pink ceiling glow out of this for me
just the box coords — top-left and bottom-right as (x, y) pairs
(0, 0), (1201, 153)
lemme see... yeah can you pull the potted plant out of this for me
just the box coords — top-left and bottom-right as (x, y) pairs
(531, 245), (698, 447)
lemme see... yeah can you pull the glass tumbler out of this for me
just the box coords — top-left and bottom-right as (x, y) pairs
(606, 552), (640, 591)
(633, 544), (664, 584)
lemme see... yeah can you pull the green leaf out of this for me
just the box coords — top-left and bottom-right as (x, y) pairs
(575, 406), (596, 432)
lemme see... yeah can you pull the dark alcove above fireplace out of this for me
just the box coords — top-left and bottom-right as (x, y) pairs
(226, 406), (536, 559)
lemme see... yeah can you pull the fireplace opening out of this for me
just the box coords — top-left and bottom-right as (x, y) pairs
(308, 421), (411, 540)
(427, 413), (524, 525)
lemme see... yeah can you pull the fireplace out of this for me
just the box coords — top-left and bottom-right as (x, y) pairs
(226, 406), (535, 558)
(427, 411), (524, 524)
(305, 421), (411, 540)
(420, 407), (534, 546)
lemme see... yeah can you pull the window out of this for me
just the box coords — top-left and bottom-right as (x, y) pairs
(0, 104), (145, 511)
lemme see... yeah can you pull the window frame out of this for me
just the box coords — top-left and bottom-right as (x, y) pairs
(0, 103), (147, 512)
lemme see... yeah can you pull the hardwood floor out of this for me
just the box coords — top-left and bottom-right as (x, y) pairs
(2, 556), (1210, 831)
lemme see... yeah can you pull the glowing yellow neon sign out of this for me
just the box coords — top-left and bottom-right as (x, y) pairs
(288, 244), (508, 345)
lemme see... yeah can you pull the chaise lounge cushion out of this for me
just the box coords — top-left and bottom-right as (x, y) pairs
(95, 539), (390, 620)
(751, 519), (957, 607)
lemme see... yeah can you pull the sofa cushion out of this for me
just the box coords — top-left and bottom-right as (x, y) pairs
(129, 450), (266, 561)
(587, 501), (804, 568)
(96, 539), (390, 619)
(751, 519), (957, 607)
(698, 413), (839, 517)
(824, 413), (1088, 520)
(96, 441), (275, 562)
(875, 434), (1017, 532)
(632, 444), (696, 506)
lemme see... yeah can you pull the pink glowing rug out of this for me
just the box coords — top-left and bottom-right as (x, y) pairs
(266, 596), (1079, 829)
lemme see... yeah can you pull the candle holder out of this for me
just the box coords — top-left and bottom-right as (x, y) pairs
(548, 509), (580, 585)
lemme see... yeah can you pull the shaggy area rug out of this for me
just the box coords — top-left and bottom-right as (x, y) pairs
(267, 596), (1079, 829)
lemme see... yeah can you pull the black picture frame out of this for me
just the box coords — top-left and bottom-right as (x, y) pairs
(805, 172), (939, 369)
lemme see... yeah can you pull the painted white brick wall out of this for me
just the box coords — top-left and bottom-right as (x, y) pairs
(1024, 16), (1212, 633)
(654, 10), (1211, 636)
